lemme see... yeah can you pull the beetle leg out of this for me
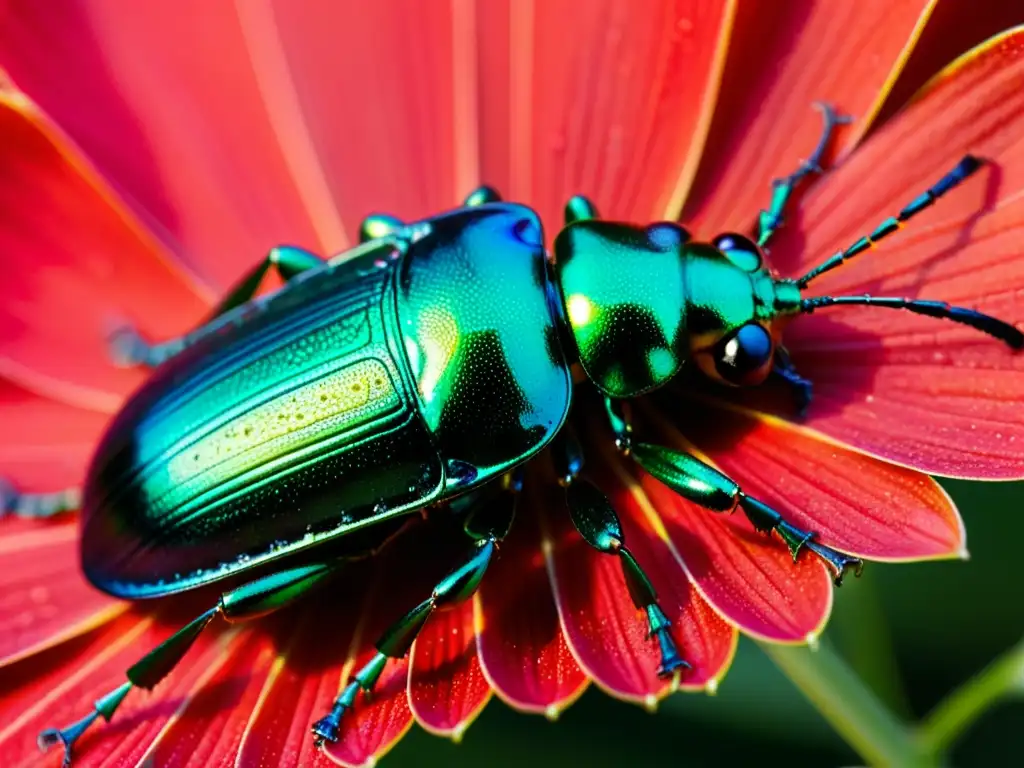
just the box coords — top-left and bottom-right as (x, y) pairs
(463, 185), (502, 206)
(109, 245), (326, 367)
(555, 421), (688, 677)
(631, 442), (863, 586)
(38, 563), (339, 766)
(0, 477), (79, 519)
(772, 345), (814, 417)
(312, 481), (519, 746)
(756, 102), (852, 248)
(359, 212), (405, 242)
(564, 194), (599, 224)
(564, 472), (690, 679)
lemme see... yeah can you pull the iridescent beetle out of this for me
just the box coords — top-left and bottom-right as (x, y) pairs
(6, 106), (1019, 764)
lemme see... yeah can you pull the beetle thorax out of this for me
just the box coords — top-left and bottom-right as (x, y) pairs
(553, 220), (693, 398)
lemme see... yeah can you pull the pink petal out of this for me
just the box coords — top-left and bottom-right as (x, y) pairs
(0, 89), (208, 407)
(267, 1), (474, 233)
(0, 612), (140, 765)
(323, 524), (470, 768)
(408, 599), (492, 739)
(654, 399), (965, 561)
(683, 0), (934, 234)
(234, 595), (364, 768)
(771, 28), (1024, 478)
(0, 605), (231, 767)
(872, 1), (1024, 127)
(0, 380), (108, 490)
(477, 0), (734, 228)
(133, 630), (279, 767)
(0, 1), (326, 290)
(476, 501), (589, 717)
(0, 521), (125, 668)
(542, 455), (737, 702)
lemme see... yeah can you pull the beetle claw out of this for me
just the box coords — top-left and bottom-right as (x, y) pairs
(38, 709), (99, 767)
(311, 705), (346, 746)
(311, 679), (362, 747)
(107, 323), (148, 367)
(654, 628), (691, 679)
(37, 730), (73, 767)
(805, 539), (864, 586)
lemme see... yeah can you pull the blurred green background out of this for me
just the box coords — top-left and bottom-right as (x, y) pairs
(384, 479), (1022, 766)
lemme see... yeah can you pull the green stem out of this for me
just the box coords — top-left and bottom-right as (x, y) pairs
(917, 638), (1024, 756)
(829, 569), (912, 718)
(762, 641), (932, 768)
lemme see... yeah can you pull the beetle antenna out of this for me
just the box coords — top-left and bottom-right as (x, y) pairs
(800, 294), (1023, 348)
(796, 155), (983, 288)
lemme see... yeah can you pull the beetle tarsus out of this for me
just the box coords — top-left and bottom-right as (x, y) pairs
(647, 605), (690, 678)
(0, 477), (80, 519)
(772, 347), (813, 418)
(311, 695), (353, 746)
(655, 629), (690, 679)
(805, 539), (865, 586)
(757, 102), (851, 247)
(38, 710), (99, 767)
(107, 323), (183, 368)
(737, 494), (862, 584)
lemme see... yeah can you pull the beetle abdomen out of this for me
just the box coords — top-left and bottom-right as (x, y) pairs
(82, 258), (444, 598)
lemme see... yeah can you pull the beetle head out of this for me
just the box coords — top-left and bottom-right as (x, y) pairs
(553, 224), (804, 396)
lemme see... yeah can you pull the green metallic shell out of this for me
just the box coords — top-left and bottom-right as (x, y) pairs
(554, 220), (692, 398)
(82, 204), (572, 599)
(82, 249), (444, 598)
(396, 204), (573, 491)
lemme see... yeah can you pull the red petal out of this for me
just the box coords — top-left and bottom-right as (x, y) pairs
(631, 414), (834, 643)
(0, 91), (208, 408)
(0, 2), (327, 291)
(683, 0), (934, 233)
(0, 380), (108, 491)
(235, 593), (365, 768)
(408, 600), (492, 739)
(322, 628), (410, 767)
(655, 400), (965, 561)
(478, 0), (734, 229)
(0, 612), (142, 764)
(591, 446), (738, 692)
(476, 501), (589, 717)
(0, 605), (230, 767)
(266, 1), (472, 233)
(872, 1), (1024, 127)
(323, 524), (468, 768)
(79, 621), (242, 767)
(0, 521), (125, 667)
(771, 28), (1024, 479)
(543, 452), (737, 702)
(131, 630), (279, 767)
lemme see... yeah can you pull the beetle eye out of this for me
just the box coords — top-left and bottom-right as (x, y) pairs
(713, 232), (762, 272)
(714, 323), (773, 386)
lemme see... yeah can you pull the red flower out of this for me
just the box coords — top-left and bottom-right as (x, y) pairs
(1, 2), (1022, 766)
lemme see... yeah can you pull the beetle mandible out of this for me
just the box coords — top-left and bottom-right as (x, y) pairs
(7, 105), (1019, 764)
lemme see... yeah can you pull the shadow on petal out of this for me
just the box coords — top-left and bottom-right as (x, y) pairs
(767, 28), (1024, 478)
(682, 0), (933, 235)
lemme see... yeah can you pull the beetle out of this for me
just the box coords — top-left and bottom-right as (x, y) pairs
(5, 105), (1019, 765)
